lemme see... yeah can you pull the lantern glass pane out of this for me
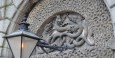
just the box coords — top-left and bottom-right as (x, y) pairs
(22, 37), (38, 58)
(8, 36), (21, 58)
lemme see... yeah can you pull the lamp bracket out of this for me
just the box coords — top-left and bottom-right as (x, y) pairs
(37, 39), (69, 51)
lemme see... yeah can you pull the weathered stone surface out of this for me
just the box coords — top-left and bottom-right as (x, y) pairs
(0, 19), (10, 32)
(111, 7), (115, 23)
(106, 0), (115, 7)
(31, 47), (113, 58)
(0, 8), (5, 18)
(109, 7), (115, 50)
(0, 33), (5, 46)
(28, 0), (112, 33)
(0, 33), (5, 57)
(0, 0), (6, 7)
(27, 0), (113, 58)
(6, 5), (17, 18)
(13, 0), (23, 7)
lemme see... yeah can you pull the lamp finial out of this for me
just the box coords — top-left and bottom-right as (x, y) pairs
(19, 14), (30, 31)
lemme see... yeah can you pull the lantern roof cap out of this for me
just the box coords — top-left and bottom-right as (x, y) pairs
(3, 30), (42, 40)
(3, 15), (43, 40)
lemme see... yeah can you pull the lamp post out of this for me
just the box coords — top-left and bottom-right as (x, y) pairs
(3, 16), (42, 58)
(3, 15), (67, 58)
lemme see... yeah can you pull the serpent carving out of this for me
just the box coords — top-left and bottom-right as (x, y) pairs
(37, 12), (94, 53)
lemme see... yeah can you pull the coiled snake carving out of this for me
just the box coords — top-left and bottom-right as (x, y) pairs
(38, 13), (94, 53)
(48, 14), (94, 48)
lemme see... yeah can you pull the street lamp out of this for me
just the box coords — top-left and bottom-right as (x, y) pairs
(3, 16), (41, 58)
(3, 15), (67, 58)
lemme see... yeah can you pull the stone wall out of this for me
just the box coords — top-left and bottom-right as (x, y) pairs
(0, 0), (23, 57)
(0, 0), (115, 58)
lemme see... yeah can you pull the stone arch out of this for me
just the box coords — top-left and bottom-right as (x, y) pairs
(27, 0), (112, 34)
(3, 0), (115, 37)
(5, 0), (115, 36)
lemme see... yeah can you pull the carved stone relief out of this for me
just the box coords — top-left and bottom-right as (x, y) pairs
(35, 12), (95, 53)
(28, 0), (114, 58)
(49, 13), (93, 47)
